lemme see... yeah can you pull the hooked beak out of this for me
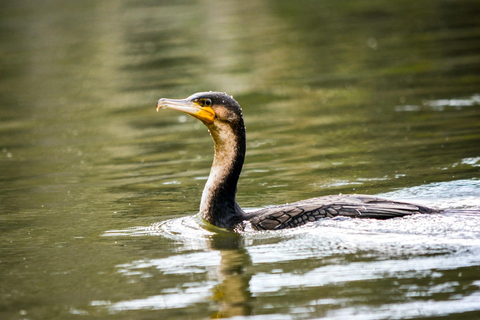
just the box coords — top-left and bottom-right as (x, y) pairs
(156, 98), (215, 124)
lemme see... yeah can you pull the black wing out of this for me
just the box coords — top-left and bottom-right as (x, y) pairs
(243, 194), (436, 230)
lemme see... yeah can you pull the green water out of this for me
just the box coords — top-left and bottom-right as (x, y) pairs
(1, 0), (480, 319)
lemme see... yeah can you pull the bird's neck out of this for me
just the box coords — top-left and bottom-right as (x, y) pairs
(200, 120), (246, 229)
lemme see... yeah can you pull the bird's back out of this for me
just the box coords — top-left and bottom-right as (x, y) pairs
(241, 194), (436, 231)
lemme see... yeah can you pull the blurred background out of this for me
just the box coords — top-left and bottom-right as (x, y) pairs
(1, 0), (480, 319)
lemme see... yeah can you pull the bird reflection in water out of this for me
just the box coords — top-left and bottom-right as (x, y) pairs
(208, 232), (254, 318)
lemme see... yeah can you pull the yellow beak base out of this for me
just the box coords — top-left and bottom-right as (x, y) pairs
(156, 98), (215, 124)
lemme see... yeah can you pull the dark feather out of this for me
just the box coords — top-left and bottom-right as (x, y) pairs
(243, 195), (436, 230)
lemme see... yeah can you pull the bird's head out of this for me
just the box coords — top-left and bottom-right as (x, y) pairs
(156, 92), (243, 127)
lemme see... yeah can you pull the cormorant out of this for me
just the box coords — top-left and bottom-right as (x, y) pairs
(156, 92), (436, 231)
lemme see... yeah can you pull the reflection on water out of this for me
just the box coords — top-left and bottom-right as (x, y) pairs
(394, 93), (480, 112)
(1, 0), (480, 319)
(100, 230), (254, 318)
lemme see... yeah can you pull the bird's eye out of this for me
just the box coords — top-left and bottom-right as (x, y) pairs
(204, 99), (212, 107)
